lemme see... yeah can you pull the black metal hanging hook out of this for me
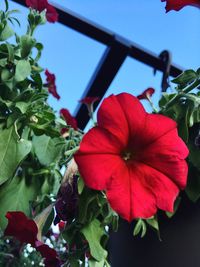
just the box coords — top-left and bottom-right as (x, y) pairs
(154, 50), (172, 92)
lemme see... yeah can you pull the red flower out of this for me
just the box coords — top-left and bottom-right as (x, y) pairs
(137, 88), (155, 100)
(79, 96), (99, 105)
(5, 211), (38, 246)
(4, 212), (61, 267)
(161, 0), (200, 12)
(58, 221), (65, 231)
(60, 108), (78, 130)
(74, 93), (189, 222)
(35, 241), (61, 267)
(26, 0), (58, 23)
(45, 70), (60, 100)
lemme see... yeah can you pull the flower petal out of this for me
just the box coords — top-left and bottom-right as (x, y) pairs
(106, 162), (157, 221)
(130, 113), (177, 150)
(76, 127), (123, 155)
(75, 153), (122, 190)
(97, 93), (146, 148)
(137, 127), (189, 189)
(107, 161), (179, 221)
(46, 4), (59, 23)
(130, 163), (180, 213)
(162, 0), (200, 12)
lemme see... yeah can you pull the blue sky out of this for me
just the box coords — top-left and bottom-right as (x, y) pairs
(1, 1), (200, 118)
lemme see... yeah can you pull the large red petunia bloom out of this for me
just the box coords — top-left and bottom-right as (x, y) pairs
(60, 108), (78, 131)
(45, 70), (60, 100)
(4, 211), (61, 267)
(26, 0), (58, 23)
(161, 0), (200, 12)
(74, 93), (189, 222)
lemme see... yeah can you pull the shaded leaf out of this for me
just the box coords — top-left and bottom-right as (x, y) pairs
(0, 23), (14, 41)
(0, 126), (32, 185)
(0, 176), (38, 229)
(15, 60), (31, 82)
(33, 135), (64, 166)
(81, 219), (107, 262)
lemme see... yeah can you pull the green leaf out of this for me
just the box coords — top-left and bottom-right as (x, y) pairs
(5, 0), (9, 12)
(0, 176), (38, 229)
(81, 219), (107, 262)
(172, 70), (197, 87)
(78, 177), (84, 194)
(146, 217), (159, 232)
(89, 259), (105, 267)
(15, 101), (29, 114)
(32, 135), (64, 166)
(133, 219), (147, 238)
(78, 188), (98, 224)
(20, 35), (36, 58)
(1, 68), (13, 82)
(166, 197), (181, 217)
(15, 60), (31, 82)
(0, 126), (32, 185)
(188, 124), (200, 170)
(0, 23), (14, 41)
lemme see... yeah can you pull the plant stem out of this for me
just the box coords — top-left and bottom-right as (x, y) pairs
(163, 79), (200, 111)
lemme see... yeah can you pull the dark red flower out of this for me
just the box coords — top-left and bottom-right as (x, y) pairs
(161, 0), (200, 12)
(137, 88), (155, 100)
(79, 96), (99, 105)
(60, 108), (78, 130)
(5, 211), (38, 246)
(26, 0), (58, 23)
(74, 93), (189, 222)
(5, 212), (61, 267)
(45, 70), (60, 100)
(60, 128), (68, 135)
(55, 176), (78, 223)
(35, 241), (61, 267)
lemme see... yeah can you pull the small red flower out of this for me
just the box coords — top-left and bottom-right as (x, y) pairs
(4, 212), (61, 267)
(45, 70), (60, 100)
(137, 88), (155, 100)
(161, 0), (200, 12)
(74, 93), (189, 222)
(58, 221), (65, 231)
(5, 211), (38, 246)
(79, 96), (99, 105)
(35, 241), (61, 267)
(26, 0), (58, 23)
(60, 108), (78, 130)
(60, 128), (68, 135)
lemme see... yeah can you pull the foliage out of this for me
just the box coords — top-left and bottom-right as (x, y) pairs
(0, 1), (117, 266)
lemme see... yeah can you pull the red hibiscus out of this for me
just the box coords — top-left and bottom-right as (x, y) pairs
(45, 70), (60, 100)
(161, 0), (200, 12)
(137, 88), (155, 100)
(60, 108), (78, 130)
(74, 93), (189, 222)
(4, 211), (61, 267)
(26, 0), (58, 23)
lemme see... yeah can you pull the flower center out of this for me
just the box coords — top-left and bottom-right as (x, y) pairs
(122, 150), (133, 161)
